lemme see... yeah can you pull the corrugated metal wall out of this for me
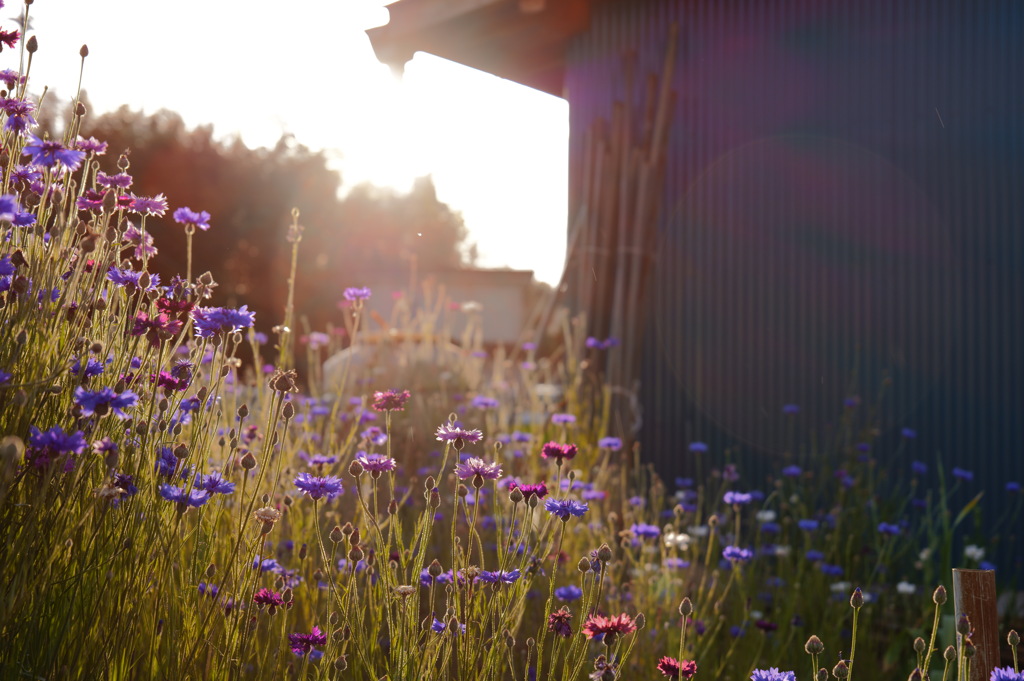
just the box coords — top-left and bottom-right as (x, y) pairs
(566, 0), (1024, 496)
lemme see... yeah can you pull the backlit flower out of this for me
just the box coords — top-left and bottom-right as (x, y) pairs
(159, 484), (210, 508)
(658, 657), (698, 679)
(288, 626), (327, 656)
(582, 613), (636, 639)
(372, 389), (410, 411)
(435, 422), (483, 448)
(355, 451), (397, 475)
(22, 135), (86, 169)
(548, 608), (573, 637)
(293, 472), (344, 500)
(750, 669), (796, 681)
(544, 497), (589, 521)
(173, 206), (211, 231)
(455, 457), (502, 481)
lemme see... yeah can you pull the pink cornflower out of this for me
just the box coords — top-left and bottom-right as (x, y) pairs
(541, 441), (578, 465)
(658, 656), (698, 679)
(582, 613), (637, 644)
(372, 389), (411, 412)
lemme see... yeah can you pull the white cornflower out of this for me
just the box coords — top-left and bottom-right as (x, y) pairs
(897, 581), (916, 595)
(964, 545), (985, 561)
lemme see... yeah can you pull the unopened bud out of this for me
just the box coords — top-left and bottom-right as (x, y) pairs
(349, 546), (364, 562)
(913, 636), (926, 654)
(330, 526), (343, 543)
(79, 44), (89, 58)
(349, 460), (364, 477)
(963, 638), (976, 658)
(173, 443), (188, 459)
(206, 563), (216, 578)
(850, 587), (863, 609)
(1009, 630), (1020, 647)
(907, 669), (923, 681)
(933, 585), (947, 605)
(679, 597), (693, 616)
(597, 543), (613, 563)
(333, 655), (348, 672)
(27, 36), (37, 53)
(429, 490), (440, 508)
(805, 635), (824, 655)
(75, 101), (86, 116)
(298, 543), (308, 560)
(956, 613), (971, 636)
(388, 499), (398, 515)
(578, 557), (591, 572)
(237, 404), (249, 419)
(816, 669), (828, 681)
(943, 645), (957, 662)
(282, 401), (294, 419)
(832, 659), (849, 679)
(509, 487), (524, 504)
(708, 514), (719, 527)
(240, 452), (257, 470)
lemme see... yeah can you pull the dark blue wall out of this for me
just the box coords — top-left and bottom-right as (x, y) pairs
(566, 0), (1024, 504)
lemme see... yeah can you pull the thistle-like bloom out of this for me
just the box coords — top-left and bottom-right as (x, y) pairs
(194, 471), (236, 495)
(508, 480), (548, 499)
(0, 28), (21, 50)
(343, 286), (372, 302)
(723, 545), (754, 563)
(435, 422), (484, 448)
(541, 441), (578, 464)
(455, 456), (502, 481)
(658, 657), (698, 679)
(159, 484), (211, 508)
(372, 388), (410, 411)
(548, 608), (573, 637)
(173, 206), (211, 231)
(355, 451), (397, 475)
(544, 497), (589, 521)
(293, 472), (344, 500)
(288, 626), (327, 656)
(750, 669), (796, 681)
(192, 305), (256, 337)
(0, 68), (25, 89)
(582, 613), (636, 639)
(22, 135), (87, 170)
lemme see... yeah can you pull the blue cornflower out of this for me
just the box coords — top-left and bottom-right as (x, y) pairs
(551, 413), (576, 425)
(112, 472), (139, 498)
(554, 585), (583, 601)
(0, 369), (10, 385)
(782, 404), (801, 415)
(952, 467), (974, 482)
(901, 427), (917, 439)
(0, 194), (18, 221)
(877, 522), (901, 535)
(781, 465), (802, 477)
(911, 460), (927, 476)
(628, 495), (646, 508)
(598, 436), (622, 450)
(194, 471), (235, 495)
(630, 523), (661, 540)
(723, 491), (752, 505)
(989, 667), (1024, 681)
(478, 569), (521, 585)
(688, 442), (708, 453)
(73, 386), (138, 419)
(750, 669), (796, 681)
(798, 519), (820, 532)
(471, 395), (499, 409)
(155, 446), (179, 477)
(1, 98), (36, 134)
(343, 287), (371, 302)
(430, 617), (465, 634)
(1006, 482), (1021, 493)
(107, 265), (160, 290)
(70, 356), (107, 377)
(26, 425), (87, 469)
(22, 135), (86, 169)
(293, 472), (344, 500)
(544, 497), (588, 521)
(664, 557), (690, 569)
(159, 483), (210, 508)
(191, 305), (256, 337)
(0, 255), (14, 277)
(805, 550), (825, 562)
(819, 563), (843, 577)
(722, 546), (753, 563)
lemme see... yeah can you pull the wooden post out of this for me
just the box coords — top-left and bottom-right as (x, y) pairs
(953, 568), (1000, 681)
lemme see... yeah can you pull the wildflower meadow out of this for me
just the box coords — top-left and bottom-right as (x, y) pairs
(1, 5), (1022, 681)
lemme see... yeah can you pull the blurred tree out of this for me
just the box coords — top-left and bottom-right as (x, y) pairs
(70, 101), (473, 333)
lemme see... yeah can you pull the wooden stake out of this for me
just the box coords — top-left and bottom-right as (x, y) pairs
(953, 568), (1000, 681)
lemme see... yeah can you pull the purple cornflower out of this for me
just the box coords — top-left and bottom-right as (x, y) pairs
(0, 194), (18, 221)
(22, 135), (86, 169)
(111, 472), (138, 498)
(159, 483), (211, 508)
(548, 608), (574, 637)
(722, 546), (753, 563)
(0, 68), (25, 90)
(550, 413), (576, 425)
(478, 569), (521, 585)
(781, 465), (802, 477)
(355, 451), (397, 475)
(194, 471), (236, 495)
(122, 222), (157, 259)
(107, 265), (160, 290)
(253, 588), (286, 609)
(293, 472), (344, 500)
(343, 286), (372, 302)
(430, 617), (466, 635)
(723, 491), (752, 505)
(26, 425), (87, 470)
(544, 497), (589, 521)
(877, 522), (901, 535)
(688, 442), (708, 453)
(155, 446), (179, 478)
(435, 422), (483, 448)
(70, 356), (106, 378)
(471, 395), (500, 409)
(172, 206), (211, 231)
(631, 523), (661, 540)
(797, 519), (820, 532)
(990, 667), (1024, 681)
(1, 97), (36, 134)
(509, 480), (548, 499)
(73, 386), (138, 419)
(128, 194), (168, 216)
(952, 467), (974, 482)
(372, 388), (410, 411)
(288, 626), (327, 656)
(455, 456), (502, 481)
(911, 461), (928, 476)
(96, 171), (132, 188)
(76, 189), (108, 211)
(750, 669), (796, 681)
(75, 136), (108, 154)
(191, 305), (256, 337)
(598, 436), (622, 450)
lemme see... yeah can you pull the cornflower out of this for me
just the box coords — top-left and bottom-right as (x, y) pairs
(582, 613), (636, 643)
(193, 471), (235, 495)
(435, 422), (483, 449)
(22, 135), (86, 170)
(97, 170), (132, 188)
(293, 472), (344, 500)
(544, 497), (589, 521)
(478, 569), (521, 585)
(172, 206), (211, 231)
(26, 425), (87, 470)
(191, 305), (256, 337)
(723, 546), (753, 563)
(158, 484), (210, 508)
(355, 451), (397, 476)
(554, 585), (583, 602)
(658, 657), (698, 679)
(630, 523), (661, 540)
(541, 441), (578, 465)
(253, 588), (285, 609)
(343, 286), (371, 302)
(548, 608), (573, 637)
(73, 386), (138, 418)
(508, 480), (548, 499)
(598, 436), (622, 450)
(456, 457), (502, 486)
(551, 413), (576, 425)
(750, 669), (796, 681)
(288, 626), (327, 656)
(1, 97), (35, 134)
(128, 194), (168, 216)
(372, 388), (410, 411)
(723, 490), (752, 505)
(75, 136), (108, 154)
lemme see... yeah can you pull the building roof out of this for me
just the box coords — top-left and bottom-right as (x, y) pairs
(367, 0), (594, 97)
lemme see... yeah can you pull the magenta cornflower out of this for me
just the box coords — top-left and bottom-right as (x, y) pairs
(75, 136), (108, 154)
(509, 480), (548, 499)
(372, 389), (410, 411)
(355, 451), (397, 475)
(0, 28), (20, 50)
(173, 206), (211, 231)
(288, 626), (327, 656)
(435, 422), (483, 448)
(658, 656), (698, 679)
(293, 472), (344, 500)
(540, 441), (578, 464)
(343, 286), (372, 302)
(455, 457), (502, 481)
(547, 608), (573, 637)
(253, 588), (285, 609)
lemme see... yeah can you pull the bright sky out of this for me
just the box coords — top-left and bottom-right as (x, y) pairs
(13, 1), (569, 285)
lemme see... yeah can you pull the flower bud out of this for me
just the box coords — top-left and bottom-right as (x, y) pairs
(388, 499), (398, 515)
(913, 637), (926, 654)
(816, 669), (828, 681)
(282, 401), (295, 419)
(597, 543), (613, 563)
(963, 638), (976, 658)
(27, 36), (37, 53)
(330, 526), (343, 543)
(333, 656), (348, 672)
(1009, 630), (1020, 647)
(805, 635), (824, 655)
(349, 460), (364, 477)
(943, 646), (957, 662)
(428, 559), (443, 578)
(578, 557), (591, 572)
(299, 543), (308, 560)
(832, 659), (849, 679)
(237, 404), (249, 419)
(240, 452), (257, 470)
(509, 487), (524, 504)
(933, 585), (947, 605)
(429, 490), (440, 508)
(679, 597), (693, 616)
(708, 514), (719, 528)
(850, 587), (863, 609)
(956, 613), (971, 636)
(79, 44), (89, 58)
(349, 546), (364, 562)
(907, 669), (923, 681)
